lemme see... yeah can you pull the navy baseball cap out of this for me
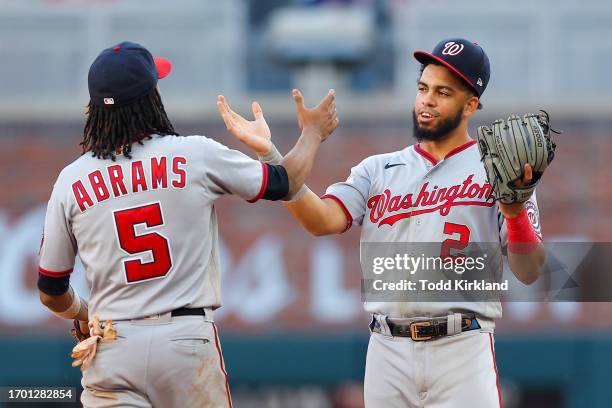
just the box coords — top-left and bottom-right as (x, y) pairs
(88, 41), (172, 107)
(414, 38), (490, 97)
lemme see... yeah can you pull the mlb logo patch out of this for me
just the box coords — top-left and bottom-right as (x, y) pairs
(104, 98), (115, 105)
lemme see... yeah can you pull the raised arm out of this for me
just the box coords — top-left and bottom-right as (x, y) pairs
(217, 89), (337, 197)
(499, 164), (546, 284)
(217, 89), (349, 235)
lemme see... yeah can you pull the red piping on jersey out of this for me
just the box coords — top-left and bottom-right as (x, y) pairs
(445, 139), (478, 159)
(414, 139), (478, 165)
(212, 323), (233, 408)
(414, 144), (437, 165)
(489, 333), (503, 408)
(247, 162), (269, 203)
(321, 194), (353, 233)
(38, 266), (73, 278)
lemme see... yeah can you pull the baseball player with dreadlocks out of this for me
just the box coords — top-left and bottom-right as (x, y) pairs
(37, 41), (338, 407)
(220, 38), (556, 407)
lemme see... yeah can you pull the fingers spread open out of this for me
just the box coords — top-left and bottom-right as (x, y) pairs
(225, 101), (242, 122)
(219, 96), (252, 134)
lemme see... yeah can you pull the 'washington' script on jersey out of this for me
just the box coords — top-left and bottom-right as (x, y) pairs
(367, 174), (495, 226)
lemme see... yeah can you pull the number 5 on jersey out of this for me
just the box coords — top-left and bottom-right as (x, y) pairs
(113, 202), (173, 283)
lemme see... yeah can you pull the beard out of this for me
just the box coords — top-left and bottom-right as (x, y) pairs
(412, 107), (463, 142)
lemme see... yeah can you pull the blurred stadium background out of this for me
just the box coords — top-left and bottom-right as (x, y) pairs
(1, 0), (611, 407)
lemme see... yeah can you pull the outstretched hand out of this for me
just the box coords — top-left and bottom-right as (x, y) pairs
(217, 95), (272, 156)
(292, 89), (339, 142)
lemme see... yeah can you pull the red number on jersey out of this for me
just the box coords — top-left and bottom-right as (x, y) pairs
(113, 202), (172, 283)
(441, 222), (470, 259)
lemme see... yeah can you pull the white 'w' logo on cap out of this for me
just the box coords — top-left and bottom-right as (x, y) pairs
(442, 42), (464, 56)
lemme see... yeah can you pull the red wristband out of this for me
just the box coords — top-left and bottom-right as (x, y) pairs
(506, 208), (540, 254)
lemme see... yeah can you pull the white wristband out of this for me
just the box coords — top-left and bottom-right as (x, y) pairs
(258, 143), (283, 165)
(53, 290), (84, 320)
(259, 142), (310, 202)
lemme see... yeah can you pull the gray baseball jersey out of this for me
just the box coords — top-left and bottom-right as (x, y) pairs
(39, 134), (267, 321)
(323, 140), (542, 320)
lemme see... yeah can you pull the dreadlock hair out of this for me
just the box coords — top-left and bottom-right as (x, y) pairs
(81, 88), (179, 161)
(418, 62), (483, 110)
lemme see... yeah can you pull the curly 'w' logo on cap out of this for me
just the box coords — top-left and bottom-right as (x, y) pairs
(442, 42), (464, 56)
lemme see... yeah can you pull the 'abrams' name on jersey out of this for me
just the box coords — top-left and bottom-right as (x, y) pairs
(72, 156), (187, 212)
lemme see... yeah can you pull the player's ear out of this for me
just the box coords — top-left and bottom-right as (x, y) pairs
(463, 95), (479, 118)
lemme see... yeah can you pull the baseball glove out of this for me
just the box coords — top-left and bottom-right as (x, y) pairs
(70, 320), (90, 342)
(71, 316), (117, 371)
(477, 111), (558, 204)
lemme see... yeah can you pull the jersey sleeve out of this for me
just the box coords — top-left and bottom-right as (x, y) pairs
(499, 192), (543, 249)
(322, 158), (372, 228)
(38, 179), (77, 278)
(201, 138), (267, 202)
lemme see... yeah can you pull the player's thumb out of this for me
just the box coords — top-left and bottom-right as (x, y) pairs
(252, 101), (264, 120)
(292, 89), (305, 112)
(318, 89), (335, 109)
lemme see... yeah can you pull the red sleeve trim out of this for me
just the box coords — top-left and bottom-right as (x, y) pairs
(247, 162), (269, 203)
(320, 194), (353, 233)
(38, 266), (73, 278)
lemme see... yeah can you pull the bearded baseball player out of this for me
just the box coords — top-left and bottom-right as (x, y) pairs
(37, 41), (338, 407)
(220, 37), (556, 407)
